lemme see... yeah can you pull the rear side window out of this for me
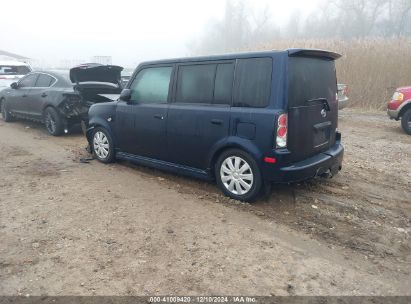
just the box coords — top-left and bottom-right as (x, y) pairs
(130, 66), (172, 104)
(176, 63), (234, 105)
(19, 74), (38, 88)
(233, 58), (272, 108)
(288, 57), (337, 108)
(36, 74), (55, 87)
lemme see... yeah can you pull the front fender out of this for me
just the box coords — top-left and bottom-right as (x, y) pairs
(86, 102), (118, 143)
(207, 136), (263, 171)
(86, 116), (114, 144)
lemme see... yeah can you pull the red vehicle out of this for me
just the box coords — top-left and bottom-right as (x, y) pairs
(387, 86), (411, 135)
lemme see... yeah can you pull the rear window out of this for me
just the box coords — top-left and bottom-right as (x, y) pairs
(288, 57), (337, 108)
(0, 65), (31, 76)
(233, 57), (272, 108)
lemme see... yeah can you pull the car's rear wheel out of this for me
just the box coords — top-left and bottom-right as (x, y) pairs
(401, 108), (411, 135)
(215, 149), (262, 202)
(92, 127), (115, 163)
(1, 99), (15, 122)
(44, 107), (64, 136)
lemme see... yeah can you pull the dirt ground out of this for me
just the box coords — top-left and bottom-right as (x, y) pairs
(0, 109), (410, 296)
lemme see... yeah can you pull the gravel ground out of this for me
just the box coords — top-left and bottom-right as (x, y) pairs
(0, 109), (410, 295)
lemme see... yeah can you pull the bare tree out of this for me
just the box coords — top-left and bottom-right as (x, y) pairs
(189, 0), (280, 55)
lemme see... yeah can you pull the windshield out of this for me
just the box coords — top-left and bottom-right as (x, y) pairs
(0, 65), (31, 76)
(288, 57), (337, 108)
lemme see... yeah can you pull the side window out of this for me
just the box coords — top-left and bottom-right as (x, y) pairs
(176, 63), (234, 105)
(19, 74), (38, 88)
(130, 66), (172, 104)
(233, 58), (272, 108)
(176, 64), (215, 104)
(214, 63), (234, 104)
(36, 74), (55, 87)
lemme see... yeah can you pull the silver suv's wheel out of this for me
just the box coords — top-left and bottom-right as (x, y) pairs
(215, 149), (262, 202)
(92, 127), (114, 163)
(220, 156), (254, 195)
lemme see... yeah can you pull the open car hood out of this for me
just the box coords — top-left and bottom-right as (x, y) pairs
(69, 63), (124, 84)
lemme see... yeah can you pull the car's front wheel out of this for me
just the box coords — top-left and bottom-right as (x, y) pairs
(215, 149), (262, 202)
(1, 99), (15, 122)
(92, 127), (115, 163)
(401, 108), (411, 135)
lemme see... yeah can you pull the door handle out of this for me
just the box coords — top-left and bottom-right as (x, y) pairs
(154, 114), (164, 120)
(41, 93), (48, 98)
(211, 119), (223, 125)
(22, 94), (27, 97)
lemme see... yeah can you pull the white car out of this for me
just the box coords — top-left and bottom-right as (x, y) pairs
(0, 61), (32, 91)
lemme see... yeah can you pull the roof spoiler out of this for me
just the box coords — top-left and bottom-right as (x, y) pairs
(288, 49), (342, 60)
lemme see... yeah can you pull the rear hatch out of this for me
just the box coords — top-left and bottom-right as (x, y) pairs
(287, 50), (341, 162)
(69, 63), (123, 103)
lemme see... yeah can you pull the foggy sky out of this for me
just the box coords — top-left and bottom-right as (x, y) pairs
(1, 0), (320, 68)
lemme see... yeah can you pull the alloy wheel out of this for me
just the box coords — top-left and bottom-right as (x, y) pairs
(93, 131), (110, 160)
(220, 156), (254, 195)
(45, 113), (56, 134)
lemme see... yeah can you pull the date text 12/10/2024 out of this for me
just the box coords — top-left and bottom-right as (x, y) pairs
(149, 296), (257, 303)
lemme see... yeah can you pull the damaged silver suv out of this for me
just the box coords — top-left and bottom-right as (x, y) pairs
(0, 63), (123, 135)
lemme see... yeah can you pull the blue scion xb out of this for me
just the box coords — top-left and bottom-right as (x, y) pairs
(86, 49), (344, 202)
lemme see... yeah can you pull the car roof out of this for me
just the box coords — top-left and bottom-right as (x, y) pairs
(139, 49), (341, 66)
(0, 61), (31, 66)
(140, 50), (285, 66)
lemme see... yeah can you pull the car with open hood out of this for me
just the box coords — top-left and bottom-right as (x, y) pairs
(0, 63), (123, 135)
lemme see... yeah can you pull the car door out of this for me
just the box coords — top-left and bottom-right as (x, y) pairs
(7, 73), (38, 115)
(28, 73), (57, 119)
(116, 65), (173, 160)
(167, 62), (233, 170)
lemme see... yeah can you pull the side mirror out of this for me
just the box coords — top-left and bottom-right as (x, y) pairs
(10, 82), (18, 89)
(119, 89), (132, 103)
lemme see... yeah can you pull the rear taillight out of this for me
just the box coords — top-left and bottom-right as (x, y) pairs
(276, 113), (288, 149)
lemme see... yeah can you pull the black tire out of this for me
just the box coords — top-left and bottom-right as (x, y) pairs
(215, 149), (263, 202)
(92, 127), (115, 163)
(401, 108), (411, 135)
(1, 99), (15, 122)
(43, 107), (64, 136)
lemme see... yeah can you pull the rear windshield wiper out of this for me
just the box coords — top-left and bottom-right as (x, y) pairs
(306, 97), (330, 111)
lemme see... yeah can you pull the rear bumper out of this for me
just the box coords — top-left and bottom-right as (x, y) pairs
(264, 142), (344, 183)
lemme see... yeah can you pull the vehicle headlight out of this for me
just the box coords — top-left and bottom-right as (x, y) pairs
(392, 92), (404, 101)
